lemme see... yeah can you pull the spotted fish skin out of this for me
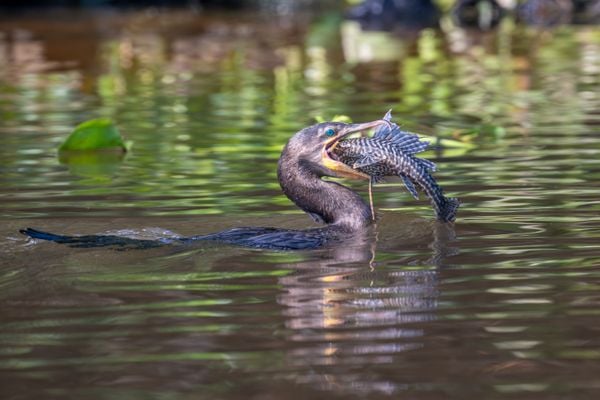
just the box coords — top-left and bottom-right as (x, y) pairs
(332, 113), (459, 222)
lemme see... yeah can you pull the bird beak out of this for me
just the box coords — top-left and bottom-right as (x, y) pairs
(321, 119), (391, 180)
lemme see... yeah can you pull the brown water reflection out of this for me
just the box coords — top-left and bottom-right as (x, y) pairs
(1, 6), (600, 400)
(277, 223), (453, 395)
(0, 216), (455, 398)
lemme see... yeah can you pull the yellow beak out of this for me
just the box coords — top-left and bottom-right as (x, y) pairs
(321, 119), (390, 180)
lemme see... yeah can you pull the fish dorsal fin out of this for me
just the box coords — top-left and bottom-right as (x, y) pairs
(374, 111), (430, 155)
(372, 109), (393, 137)
(394, 138), (429, 154)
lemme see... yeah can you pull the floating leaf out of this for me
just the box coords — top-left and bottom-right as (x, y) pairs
(59, 118), (127, 152)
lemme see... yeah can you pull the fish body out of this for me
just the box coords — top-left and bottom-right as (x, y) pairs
(332, 112), (459, 222)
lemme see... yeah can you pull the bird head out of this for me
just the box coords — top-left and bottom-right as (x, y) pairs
(282, 119), (390, 180)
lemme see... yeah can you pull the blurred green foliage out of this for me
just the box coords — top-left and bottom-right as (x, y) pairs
(0, 10), (597, 219)
(314, 114), (353, 123)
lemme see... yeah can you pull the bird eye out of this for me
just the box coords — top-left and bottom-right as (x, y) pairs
(325, 128), (336, 137)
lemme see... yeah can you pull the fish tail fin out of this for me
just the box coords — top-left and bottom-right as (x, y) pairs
(404, 163), (459, 222)
(437, 197), (460, 223)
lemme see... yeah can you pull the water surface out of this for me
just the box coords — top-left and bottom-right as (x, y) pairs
(1, 8), (600, 399)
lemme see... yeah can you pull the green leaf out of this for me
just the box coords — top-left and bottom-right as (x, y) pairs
(59, 118), (127, 152)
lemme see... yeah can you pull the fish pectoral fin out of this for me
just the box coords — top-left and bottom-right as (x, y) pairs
(401, 175), (420, 199)
(373, 123), (431, 155)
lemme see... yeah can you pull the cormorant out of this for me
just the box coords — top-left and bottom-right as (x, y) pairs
(21, 119), (389, 251)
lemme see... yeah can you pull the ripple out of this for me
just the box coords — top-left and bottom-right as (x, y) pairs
(1, 11), (600, 400)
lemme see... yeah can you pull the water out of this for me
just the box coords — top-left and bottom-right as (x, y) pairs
(1, 8), (600, 399)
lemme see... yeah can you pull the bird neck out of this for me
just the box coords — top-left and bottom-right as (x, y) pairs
(277, 152), (372, 231)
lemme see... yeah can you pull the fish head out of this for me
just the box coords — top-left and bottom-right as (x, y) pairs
(320, 119), (391, 180)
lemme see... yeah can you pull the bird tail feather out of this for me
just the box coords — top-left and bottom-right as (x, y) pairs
(20, 228), (164, 249)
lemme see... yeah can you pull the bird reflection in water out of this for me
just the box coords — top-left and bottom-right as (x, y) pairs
(276, 221), (457, 395)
